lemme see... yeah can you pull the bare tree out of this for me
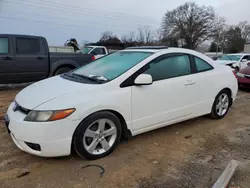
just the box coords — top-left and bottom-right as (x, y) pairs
(137, 27), (145, 43)
(99, 31), (113, 42)
(238, 21), (250, 42)
(144, 26), (153, 43)
(153, 29), (164, 44)
(212, 16), (227, 53)
(136, 26), (153, 44)
(162, 2), (216, 49)
(121, 32), (135, 43)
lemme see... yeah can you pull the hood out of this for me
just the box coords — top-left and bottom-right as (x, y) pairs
(15, 76), (98, 109)
(215, 60), (236, 65)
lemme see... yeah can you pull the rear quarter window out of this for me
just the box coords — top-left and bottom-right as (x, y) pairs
(194, 56), (213, 72)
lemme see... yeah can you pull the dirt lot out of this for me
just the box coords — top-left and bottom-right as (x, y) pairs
(1, 86), (250, 188)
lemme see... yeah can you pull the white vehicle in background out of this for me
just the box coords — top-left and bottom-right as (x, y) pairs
(216, 53), (250, 71)
(4, 46), (238, 160)
(79, 46), (118, 59)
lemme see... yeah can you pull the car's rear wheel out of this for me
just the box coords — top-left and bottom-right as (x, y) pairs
(73, 111), (122, 160)
(210, 90), (231, 119)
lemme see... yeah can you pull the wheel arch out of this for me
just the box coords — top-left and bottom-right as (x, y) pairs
(53, 64), (76, 75)
(49, 59), (79, 76)
(70, 109), (131, 153)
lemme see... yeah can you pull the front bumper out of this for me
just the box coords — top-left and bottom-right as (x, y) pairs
(6, 102), (79, 157)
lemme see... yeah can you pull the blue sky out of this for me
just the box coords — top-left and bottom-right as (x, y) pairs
(0, 0), (249, 45)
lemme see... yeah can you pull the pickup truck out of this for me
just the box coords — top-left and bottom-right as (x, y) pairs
(0, 34), (95, 84)
(78, 45), (118, 59)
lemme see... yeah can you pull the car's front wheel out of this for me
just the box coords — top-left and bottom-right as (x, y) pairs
(210, 90), (231, 119)
(73, 111), (122, 160)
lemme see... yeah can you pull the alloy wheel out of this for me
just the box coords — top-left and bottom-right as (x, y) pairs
(216, 93), (229, 116)
(83, 118), (117, 155)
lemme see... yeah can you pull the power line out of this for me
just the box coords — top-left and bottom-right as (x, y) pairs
(39, 0), (158, 22)
(36, 0), (158, 22)
(3, 0), (160, 26)
(4, 9), (154, 30)
(0, 15), (141, 34)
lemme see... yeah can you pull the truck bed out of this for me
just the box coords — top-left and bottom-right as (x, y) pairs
(49, 52), (93, 66)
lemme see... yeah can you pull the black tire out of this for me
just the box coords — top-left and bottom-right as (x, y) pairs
(210, 90), (231, 119)
(73, 111), (122, 160)
(54, 67), (72, 76)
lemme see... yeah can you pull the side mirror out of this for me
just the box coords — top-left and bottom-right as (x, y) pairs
(241, 59), (247, 62)
(134, 74), (153, 85)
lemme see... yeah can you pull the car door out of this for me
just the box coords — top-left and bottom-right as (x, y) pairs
(13, 36), (49, 83)
(240, 55), (250, 70)
(90, 47), (106, 59)
(187, 55), (216, 115)
(0, 36), (17, 84)
(131, 53), (197, 131)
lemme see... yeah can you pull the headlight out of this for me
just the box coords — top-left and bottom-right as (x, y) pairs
(24, 108), (75, 122)
(236, 72), (245, 78)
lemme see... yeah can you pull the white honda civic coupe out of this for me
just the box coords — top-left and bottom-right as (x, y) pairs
(4, 47), (238, 160)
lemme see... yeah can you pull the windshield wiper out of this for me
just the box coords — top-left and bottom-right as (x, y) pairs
(72, 73), (106, 83)
(63, 72), (75, 78)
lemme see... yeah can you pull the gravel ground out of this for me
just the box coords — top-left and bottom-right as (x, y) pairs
(0, 86), (250, 188)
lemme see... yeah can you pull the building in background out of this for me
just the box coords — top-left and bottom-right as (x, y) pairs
(244, 42), (250, 53)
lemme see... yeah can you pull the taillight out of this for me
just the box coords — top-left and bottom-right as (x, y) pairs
(91, 56), (95, 61)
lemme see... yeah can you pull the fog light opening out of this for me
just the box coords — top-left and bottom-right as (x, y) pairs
(25, 142), (41, 151)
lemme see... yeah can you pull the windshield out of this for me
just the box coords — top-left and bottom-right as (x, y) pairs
(218, 55), (242, 61)
(82, 47), (93, 54)
(73, 51), (153, 81)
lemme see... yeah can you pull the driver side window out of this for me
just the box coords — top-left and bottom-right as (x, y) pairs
(91, 48), (106, 55)
(144, 54), (191, 81)
(242, 56), (250, 61)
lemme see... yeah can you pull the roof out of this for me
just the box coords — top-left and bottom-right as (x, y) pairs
(86, 45), (106, 48)
(123, 47), (210, 56)
(0, 34), (44, 38)
(126, 46), (168, 50)
(227, 53), (250, 56)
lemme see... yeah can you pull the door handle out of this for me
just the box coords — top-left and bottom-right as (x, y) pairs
(3, 56), (12, 60)
(36, 56), (44, 60)
(184, 80), (195, 86)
